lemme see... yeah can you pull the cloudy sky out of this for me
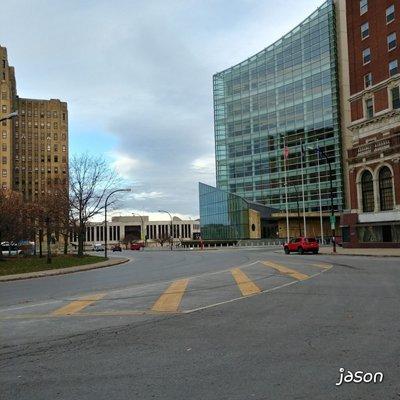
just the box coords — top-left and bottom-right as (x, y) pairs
(1, 0), (321, 219)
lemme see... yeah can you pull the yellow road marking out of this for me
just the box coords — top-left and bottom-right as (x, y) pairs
(231, 268), (261, 296)
(261, 261), (309, 281)
(151, 279), (189, 312)
(51, 292), (106, 316)
(311, 263), (332, 269)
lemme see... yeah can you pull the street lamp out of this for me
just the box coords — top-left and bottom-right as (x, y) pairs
(317, 148), (336, 253)
(158, 210), (173, 251)
(308, 144), (336, 253)
(104, 188), (131, 258)
(0, 111), (18, 122)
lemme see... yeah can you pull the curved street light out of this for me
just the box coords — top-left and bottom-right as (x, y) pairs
(0, 111), (18, 122)
(307, 144), (336, 253)
(158, 210), (173, 251)
(104, 188), (131, 258)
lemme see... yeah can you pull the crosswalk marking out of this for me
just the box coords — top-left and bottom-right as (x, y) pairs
(231, 268), (261, 296)
(261, 261), (309, 281)
(51, 292), (106, 316)
(151, 279), (189, 312)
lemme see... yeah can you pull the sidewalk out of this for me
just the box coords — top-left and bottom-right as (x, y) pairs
(0, 257), (129, 282)
(318, 246), (400, 257)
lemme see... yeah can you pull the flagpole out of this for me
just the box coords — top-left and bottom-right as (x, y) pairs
(300, 139), (307, 237)
(284, 141), (290, 243)
(316, 140), (324, 244)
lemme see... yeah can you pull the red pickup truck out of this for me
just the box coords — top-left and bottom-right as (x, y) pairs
(283, 237), (319, 255)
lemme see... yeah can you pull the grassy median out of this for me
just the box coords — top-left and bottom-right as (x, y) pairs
(0, 255), (107, 276)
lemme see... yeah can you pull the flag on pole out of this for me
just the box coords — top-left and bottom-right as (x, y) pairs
(316, 145), (322, 159)
(283, 140), (290, 243)
(283, 145), (289, 160)
(300, 139), (307, 237)
(301, 142), (306, 163)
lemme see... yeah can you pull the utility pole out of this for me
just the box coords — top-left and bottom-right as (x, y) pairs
(317, 147), (336, 253)
(159, 210), (173, 251)
(104, 188), (131, 258)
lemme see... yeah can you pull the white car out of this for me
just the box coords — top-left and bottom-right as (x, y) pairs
(1, 242), (24, 256)
(92, 243), (105, 252)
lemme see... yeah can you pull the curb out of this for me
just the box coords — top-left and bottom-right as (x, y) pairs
(318, 252), (400, 258)
(0, 257), (130, 282)
(273, 250), (400, 258)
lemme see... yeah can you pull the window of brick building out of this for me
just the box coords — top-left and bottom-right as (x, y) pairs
(391, 86), (400, 109)
(364, 72), (372, 88)
(386, 5), (395, 24)
(379, 167), (394, 211)
(363, 48), (371, 64)
(361, 22), (369, 39)
(365, 98), (374, 118)
(387, 33), (397, 51)
(361, 170), (374, 212)
(360, 0), (368, 15)
(389, 59), (398, 76)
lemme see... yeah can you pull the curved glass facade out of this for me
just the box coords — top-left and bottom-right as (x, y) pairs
(199, 182), (250, 240)
(213, 0), (343, 213)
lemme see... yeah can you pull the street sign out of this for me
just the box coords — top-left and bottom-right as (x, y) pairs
(330, 215), (336, 229)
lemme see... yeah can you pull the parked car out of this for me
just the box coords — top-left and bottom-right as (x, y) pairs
(92, 243), (105, 252)
(130, 242), (144, 251)
(112, 244), (122, 252)
(283, 237), (319, 255)
(1, 242), (24, 256)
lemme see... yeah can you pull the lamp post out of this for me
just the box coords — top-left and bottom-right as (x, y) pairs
(308, 144), (336, 253)
(158, 210), (173, 251)
(104, 188), (131, 258)
(292, 185), (302, 237)
(317, 148), (336, 253)
(0, 111), (18, 123)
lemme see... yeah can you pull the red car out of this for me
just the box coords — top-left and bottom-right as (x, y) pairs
(130, 243), (145, 251)
(283, 237), (319, 255)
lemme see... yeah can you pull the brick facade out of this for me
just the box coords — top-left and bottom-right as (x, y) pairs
(341, 0), (400, 247)
(0, 45), (68, 201)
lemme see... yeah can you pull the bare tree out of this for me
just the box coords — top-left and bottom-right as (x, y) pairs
(69, 153), (121, 257)
(0, 189), (33, 257)
(155, 234), (171, 247)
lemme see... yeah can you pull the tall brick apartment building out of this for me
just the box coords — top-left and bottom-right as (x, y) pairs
(341, 0), (400, 247)
(0, 45), (68, 201)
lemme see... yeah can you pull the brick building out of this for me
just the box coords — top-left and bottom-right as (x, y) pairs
(341, 0), (400, 247)
(0, 45), (68, 201)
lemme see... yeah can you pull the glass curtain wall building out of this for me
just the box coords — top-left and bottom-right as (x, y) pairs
(213, 0), (343, 214)
(199, 182), (250, 240)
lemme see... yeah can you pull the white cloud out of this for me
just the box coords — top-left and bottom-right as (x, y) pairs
(131, 191), (165, 200)
(110, 152), (141, 180)
(191, 155), (215, 174)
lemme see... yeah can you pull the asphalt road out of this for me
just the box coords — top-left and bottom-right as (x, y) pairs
(1, 248), (399, 399)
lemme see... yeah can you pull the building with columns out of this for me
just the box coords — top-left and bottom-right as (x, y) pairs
(70, 215), (201, 248)
(340, 0), (400, 247)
